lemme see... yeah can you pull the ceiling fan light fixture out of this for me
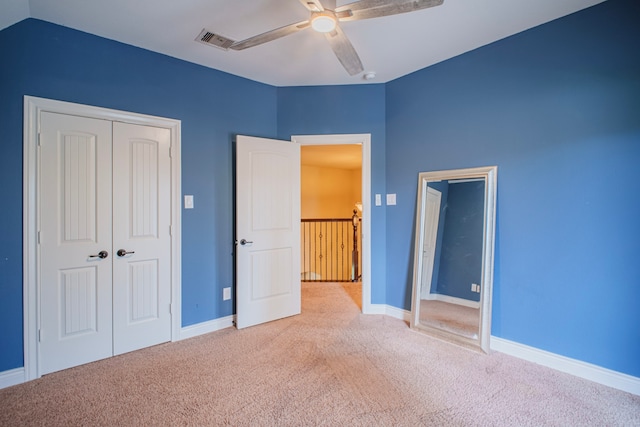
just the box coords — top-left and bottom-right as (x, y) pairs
(311, 13), (337, 33)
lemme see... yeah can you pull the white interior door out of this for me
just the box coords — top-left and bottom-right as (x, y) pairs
(112, 122), (172, 355)
(235, 135), (301, 329)
(39, 112), (114, 374)
(421, 187), (442, 299)
(39, 113), (172, 374)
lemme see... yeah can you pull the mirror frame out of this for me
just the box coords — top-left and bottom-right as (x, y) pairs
(409, 166), (497, 353)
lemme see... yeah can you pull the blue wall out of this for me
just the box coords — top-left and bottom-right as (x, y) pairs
(1, 0), (639, 380)
(385, 0), (640, 376)
(0, 19), (277, 371)
(276, 85), (387, 304)
(435, 181), (484, 301)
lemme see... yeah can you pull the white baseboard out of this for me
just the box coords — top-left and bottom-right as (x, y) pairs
(424, 293), (480, 309)
(6, 313), (637, 397)
(178, 315), (235, 341)
(0, 367), (25, 390)
(385, 305), (411, 322)
(365, 303), (387, 315)
(368, 303), (410, 322)
(374, 306), (640, 396)
(0, 316), (236, 391)
(491, 336), (640, 396)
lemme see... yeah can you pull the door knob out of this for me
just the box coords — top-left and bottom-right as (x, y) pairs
(117, 249), (135, 257)
(239, 239), (253, 246)
(89, 250), (109, 259)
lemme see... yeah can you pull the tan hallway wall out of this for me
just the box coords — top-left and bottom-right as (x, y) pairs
(301, 162), (362, 280)
(301, 164), (361, 219)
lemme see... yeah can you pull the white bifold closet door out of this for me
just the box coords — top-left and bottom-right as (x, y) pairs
(39, 112), (171, 375)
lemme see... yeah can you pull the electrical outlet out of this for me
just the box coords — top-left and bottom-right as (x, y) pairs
(471, 283), (480, 293)
(223, 287), (231, 301)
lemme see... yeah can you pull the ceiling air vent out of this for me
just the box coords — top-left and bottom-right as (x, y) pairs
(195, 29), (236, 51)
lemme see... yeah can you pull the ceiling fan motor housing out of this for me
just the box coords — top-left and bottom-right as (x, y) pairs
(311, 11), (338, 33)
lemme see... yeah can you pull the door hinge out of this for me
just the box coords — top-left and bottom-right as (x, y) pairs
(169, 225), (173, 236)
(38, 329), (42, 342)
(169, 146), (173, 158)
(169, 303), (172, 315)
(37, 132), (42, 147)
(37, 231), (41, 245)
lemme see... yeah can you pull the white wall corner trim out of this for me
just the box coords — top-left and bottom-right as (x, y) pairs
(491, 336), (640, 396)
(179, 315), (235, 341)
(0, 368), (26, 390)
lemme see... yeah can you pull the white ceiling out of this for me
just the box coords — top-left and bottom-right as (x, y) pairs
(1, 0), (604, 87)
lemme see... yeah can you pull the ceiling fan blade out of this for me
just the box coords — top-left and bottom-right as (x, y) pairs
(336, 0), (443, 21)
(299, 0), (324, 12)
(230, 20), (310, 50)
(324, 25), (364, 76)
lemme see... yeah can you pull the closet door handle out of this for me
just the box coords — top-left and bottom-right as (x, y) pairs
(89, 250), (109, 259)
(117, 249), (135, 257)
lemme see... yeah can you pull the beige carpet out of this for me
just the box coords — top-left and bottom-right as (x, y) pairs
(1, 282), (639, 426)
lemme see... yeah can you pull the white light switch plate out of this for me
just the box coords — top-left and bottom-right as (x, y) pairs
(375, 194), (382, 206)
(184, 195), (194, 209)
(223, 287), (231, 301)
(386, 194), (396, 205)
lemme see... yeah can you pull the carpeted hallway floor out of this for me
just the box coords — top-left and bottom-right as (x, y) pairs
(1, 281), (638, 426)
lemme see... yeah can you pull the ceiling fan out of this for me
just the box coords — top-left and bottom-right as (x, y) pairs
(201, 0), (444, 76)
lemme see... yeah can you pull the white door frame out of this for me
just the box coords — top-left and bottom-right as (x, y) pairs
(291, 134), (372, 314)
(23, 96), (182, 381)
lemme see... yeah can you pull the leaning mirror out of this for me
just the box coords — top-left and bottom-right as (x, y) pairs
(410, 166), (497, 353)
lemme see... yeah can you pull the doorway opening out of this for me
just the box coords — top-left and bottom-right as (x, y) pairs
(293, 134), (371, 314)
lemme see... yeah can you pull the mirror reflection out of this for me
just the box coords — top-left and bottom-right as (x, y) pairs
(410, 167), (497, 352)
